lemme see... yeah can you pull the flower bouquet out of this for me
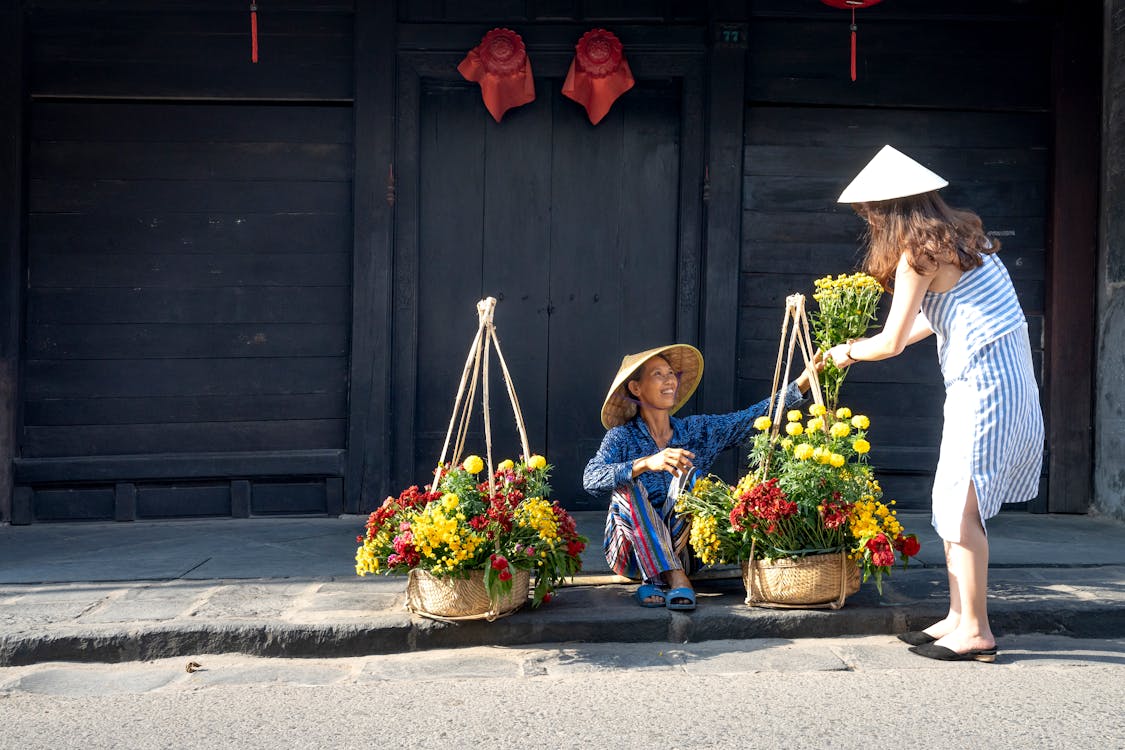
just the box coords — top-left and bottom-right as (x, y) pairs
(676, 403), (919, 608)
(811, 272), (884, 411)
(355, 454), (588, 620)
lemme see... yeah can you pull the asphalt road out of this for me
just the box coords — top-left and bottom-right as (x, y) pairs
(1, 635), (1123, 749)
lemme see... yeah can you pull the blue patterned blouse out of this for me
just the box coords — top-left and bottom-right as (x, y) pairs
(582, 382), (805, 509)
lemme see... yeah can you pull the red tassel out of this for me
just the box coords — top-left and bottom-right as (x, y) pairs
(251, 3), (259, 63)
(850, 8), (856, 81)
(850, 28), (856, 81)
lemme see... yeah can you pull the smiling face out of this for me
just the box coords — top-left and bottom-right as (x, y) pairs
(626, 355), (680, 412)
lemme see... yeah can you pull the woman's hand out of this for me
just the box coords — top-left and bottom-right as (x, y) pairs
(826, 341), (858, 369)
(641, 447), (696, 477)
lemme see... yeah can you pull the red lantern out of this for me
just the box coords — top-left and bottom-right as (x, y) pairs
(821, 1), (883, 82)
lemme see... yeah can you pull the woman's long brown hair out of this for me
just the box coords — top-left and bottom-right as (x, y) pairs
(854, 192), (998, 290)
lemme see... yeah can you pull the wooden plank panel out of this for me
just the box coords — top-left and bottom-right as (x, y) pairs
(480, 77), (553, 461)
(251, 481), (327, 515)
(32, 60), (353, 101)
(745, 107), (1051, 149)
(32, 102), (353, 144)
(24, 393), (346, 426)
(33, 487), (115, 521)
(28, 287), (350, 324)
(746, 19), (1050, 110)
(411, 80), (488, 483)
(1046, 1), (1100, 513)
(0, 0), (24, 524)
(27, 323), (348, 359)
(137, 483), (232, 519)
(29, 179), (351, 214)
(29, 213), (351, 256)
(30, 252), (350, 289)
(13, 449), (346, 483)
(345, 0), (395, 512)
(24, 357), (347, 398)
(31, 142), (352, 182)
(23, 419), (345, 457)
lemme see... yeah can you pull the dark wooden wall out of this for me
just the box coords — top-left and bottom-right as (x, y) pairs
(11, 0), (354, 521)
(1, 0), (1099, 521)
(736, 0), (1074, 510)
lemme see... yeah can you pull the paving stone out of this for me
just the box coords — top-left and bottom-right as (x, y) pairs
(10, 665), (180, 696)
(359, 653), (523, 681)
(80, 599), (193, 624)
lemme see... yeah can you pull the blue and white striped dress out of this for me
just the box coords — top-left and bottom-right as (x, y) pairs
(919, 252), (1044, 542)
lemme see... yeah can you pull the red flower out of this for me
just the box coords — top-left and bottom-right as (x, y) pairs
(894, 534), (921, 558)
(566, 539), (586, 557)
(542, 592), (553, 603)
(489, 553), (509, 570)
(866, 533), (895, 567)
(498, 568), (513, 582)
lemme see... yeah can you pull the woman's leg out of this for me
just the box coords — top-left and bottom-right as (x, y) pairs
(920, 541), (961, 639)
(603, 482), (684, 604)
(934, 481), (996, 653)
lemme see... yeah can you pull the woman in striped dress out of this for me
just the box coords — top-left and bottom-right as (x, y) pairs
(826, 146), (1044, 662)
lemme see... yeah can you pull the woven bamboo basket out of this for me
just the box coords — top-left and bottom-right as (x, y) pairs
(741, 551), (861, 610)
(406, 567), (530, 621)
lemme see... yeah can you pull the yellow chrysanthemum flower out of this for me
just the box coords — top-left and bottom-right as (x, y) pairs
(780, 438), (793, 451)
(497, 459), (514, 472)
(829, 453), (846, 468)
(793, 443), (814, 461)
(787, 409), (803, 422)
(851, 415), (870, 430)
(528, 455), (547, 471)
(786, 422), (804, 436)
(809, 404), (827, 417)
(812, 446), (830, 464)
(754, 416), (772, 431)
(463, 455), (484, 474)
(836, 407), (852, 419)
(853, 438), (871, 454)
(830, 422), (851, 439)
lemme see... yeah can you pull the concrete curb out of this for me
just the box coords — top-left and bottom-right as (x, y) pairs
(3, 574), (1124, 667)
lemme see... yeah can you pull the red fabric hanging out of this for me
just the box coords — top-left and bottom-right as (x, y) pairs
(562, 29), (635, 125)
(821, 1), (883, 81)
(457, 28), (536, 122)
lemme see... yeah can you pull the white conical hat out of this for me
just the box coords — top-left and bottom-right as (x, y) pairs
(837, 145), (948, 203)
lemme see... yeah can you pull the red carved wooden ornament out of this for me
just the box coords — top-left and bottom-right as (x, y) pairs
(457, 28), (536, 122)
(562, 29), (635, 125)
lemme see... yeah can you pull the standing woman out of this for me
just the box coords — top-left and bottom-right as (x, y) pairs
(826, 146), (1044, 662)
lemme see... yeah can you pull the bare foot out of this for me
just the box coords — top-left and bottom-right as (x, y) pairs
(922, 616), (960, 641)
(933, 628), (996, 655)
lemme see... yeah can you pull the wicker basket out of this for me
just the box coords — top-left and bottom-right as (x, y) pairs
(405, 568), (530, 621)
(741, 551), (861, 610)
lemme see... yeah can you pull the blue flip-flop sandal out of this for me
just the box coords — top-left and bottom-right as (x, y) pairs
(665, 587), (696, 611)
(634, 583), (667, 608)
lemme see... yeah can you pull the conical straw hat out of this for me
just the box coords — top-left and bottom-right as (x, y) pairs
(837, 145), (948, 203)
(599, 344), (704, 430)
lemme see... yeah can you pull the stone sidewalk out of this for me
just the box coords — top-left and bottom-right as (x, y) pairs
(1, 510), (1124, 665)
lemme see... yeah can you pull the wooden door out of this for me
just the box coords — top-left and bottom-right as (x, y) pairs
(393, 54), (703, 509)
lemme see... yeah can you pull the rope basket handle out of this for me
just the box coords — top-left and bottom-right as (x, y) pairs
(433, 298), (533, 495)
(762, 294), (825, 477)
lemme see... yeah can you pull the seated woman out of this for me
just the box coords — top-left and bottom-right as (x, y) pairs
(582, 344), (818, 611)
